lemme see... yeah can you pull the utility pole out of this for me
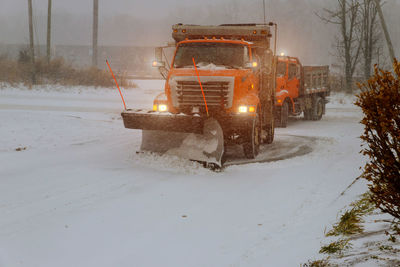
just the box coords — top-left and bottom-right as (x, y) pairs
(28, 0), (36, 84)
(262, 0), (266, 24)
(374, 0), (396, 64)
(47, 0), (52, 64)
(92, 0), (98, 67)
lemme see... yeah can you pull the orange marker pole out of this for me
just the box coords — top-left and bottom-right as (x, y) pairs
(106, 59), (127, 110)
(192, 57), (209, 117)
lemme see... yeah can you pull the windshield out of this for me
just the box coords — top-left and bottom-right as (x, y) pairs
(173, 42), (250, 69)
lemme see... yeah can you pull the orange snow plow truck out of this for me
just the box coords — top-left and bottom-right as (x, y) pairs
(274, 56), (330, 127)
(122, 24), (276, 167)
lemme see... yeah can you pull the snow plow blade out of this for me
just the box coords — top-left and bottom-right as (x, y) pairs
(121, 110), (224, 168)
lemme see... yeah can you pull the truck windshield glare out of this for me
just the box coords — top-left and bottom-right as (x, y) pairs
(173, 43), (250, 69)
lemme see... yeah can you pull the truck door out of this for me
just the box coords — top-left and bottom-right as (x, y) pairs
(287, 63), (300, 99)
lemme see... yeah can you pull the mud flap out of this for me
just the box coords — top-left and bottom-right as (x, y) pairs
(140, 118), (224, 167)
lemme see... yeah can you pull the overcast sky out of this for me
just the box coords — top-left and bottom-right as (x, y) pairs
(0, 0), (188, 18)
(1, 0), (399, 66)
(0, 0), (331, 46)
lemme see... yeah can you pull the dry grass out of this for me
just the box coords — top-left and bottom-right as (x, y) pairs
(326, 193), (375, 237)
(0, 53), (135, 88)
(326, 209), (364, 236)
(319, 239), (352, 254)
(302, 258), (334, 267)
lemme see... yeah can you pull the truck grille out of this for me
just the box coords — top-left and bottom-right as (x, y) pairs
(176, 80), (230, 107)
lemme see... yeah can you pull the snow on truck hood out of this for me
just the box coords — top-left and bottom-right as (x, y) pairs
(196, 63), (227, 70)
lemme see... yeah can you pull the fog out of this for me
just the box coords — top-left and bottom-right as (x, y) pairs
(1, 0), (400, 66)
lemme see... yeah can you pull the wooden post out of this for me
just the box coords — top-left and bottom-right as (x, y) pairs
(92, 0), (98, 67)
(47, 0), (52, 64)
(374, 0), (396, 64)
(28, 0), (35, 84)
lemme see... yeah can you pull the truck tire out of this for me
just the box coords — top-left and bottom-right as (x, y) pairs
(275, 102), (289, 128)
(262, 100), (274, 144)
(263, 119), (274, 144)
(243, 113), (261, 159)
(303, 109), (312, 120)
(312, 97), (324, 121)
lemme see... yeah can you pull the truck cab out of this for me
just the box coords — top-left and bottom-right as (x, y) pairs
(275, 56), (302, 119)
(156, 39), (260, 117)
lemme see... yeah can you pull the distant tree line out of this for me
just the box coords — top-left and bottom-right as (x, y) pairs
(319, 0), (394, 93)
(0, 51), (134, 88)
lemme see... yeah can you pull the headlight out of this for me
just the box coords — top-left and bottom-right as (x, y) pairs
(239, 106), (248, 113)
(238, 105), (256, 113)
(158, 104), (168, 112)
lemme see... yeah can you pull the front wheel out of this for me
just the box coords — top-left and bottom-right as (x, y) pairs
(243, 113), (261, 159)
(275, 102), (289, 128)
(263, 119), (274, 144)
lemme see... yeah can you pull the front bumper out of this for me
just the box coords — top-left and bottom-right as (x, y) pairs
(121, 109), (255, 134)
(122, 109), (204, 134)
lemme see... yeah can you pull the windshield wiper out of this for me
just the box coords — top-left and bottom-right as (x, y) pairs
(175, 65), (194, 68)
(224, 65), (242, 69)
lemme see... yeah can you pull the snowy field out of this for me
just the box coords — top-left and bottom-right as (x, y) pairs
(0, 81), (371, 266)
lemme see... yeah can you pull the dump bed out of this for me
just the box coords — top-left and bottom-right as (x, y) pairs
(303, 65), (330, 95)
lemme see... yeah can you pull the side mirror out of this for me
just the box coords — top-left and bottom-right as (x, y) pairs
(152, 61), (165, 68)
(155, 47), (163, 62)
(153, 47), (166, 68)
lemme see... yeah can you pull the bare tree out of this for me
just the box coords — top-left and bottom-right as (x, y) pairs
(374, 0), (396, 65)
(320, 0), (363, 93)
(360, 0), (381, 79)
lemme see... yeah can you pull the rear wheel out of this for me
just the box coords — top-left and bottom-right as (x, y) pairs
(303, 109), (312, 120)
(312, 97), (324, 121)
(243, 113), (261, 159)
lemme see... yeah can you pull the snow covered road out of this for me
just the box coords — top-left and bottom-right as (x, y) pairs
(0, 83), (368, 267)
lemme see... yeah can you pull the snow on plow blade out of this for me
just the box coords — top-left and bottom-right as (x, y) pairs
(121, 110), (224, 167)
(142, 119), (224, 167)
